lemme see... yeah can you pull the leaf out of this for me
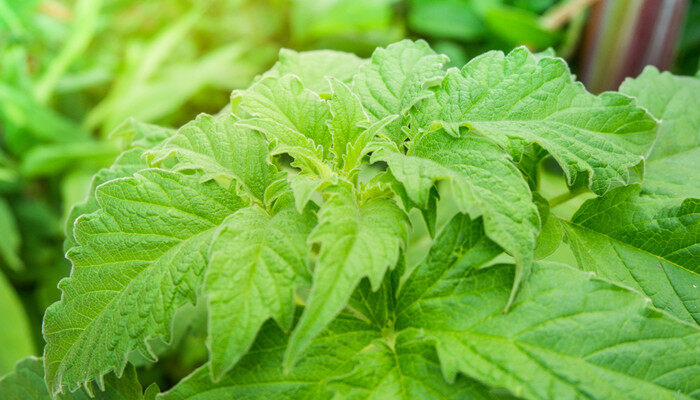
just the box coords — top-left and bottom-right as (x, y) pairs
(232, 74), (332, 155)
(145, 114), (278, 201)
(205, 197), (315, 380)
(413, 47), (657, 195)
(327, 78), (369, 167)
(161, 314), (508, 400)
(374, 130), (539, 304)
(263, 48), (367, 94)
(238, 118), (329, 178)
(0, 197), (22, 271)
(43, 169), (246, 395)
(0, 272), (34, 375)
(397, 258), (700, 399)
(396, 213), (503, 314)
(284, 181), (408, 368)
(0, 357), (146, 399)
(561, 184), (700, 325)
(352, 40), (448, 143)
(65, 120), (174, 251)
(619, 67), (700, 198)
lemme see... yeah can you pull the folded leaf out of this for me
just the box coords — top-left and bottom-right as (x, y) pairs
(145, 114), (277, 200)
(352, 40), (448, 143)
(43, 169), (246, 395)
(232, 75), (332, 155)
(413, 47), (657, 195)
(327, 78), (369, 167)
(374, 130), (539, 303)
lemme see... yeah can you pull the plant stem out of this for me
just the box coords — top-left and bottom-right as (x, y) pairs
(549, 188), (587, 207)
(541, 0), (601, 30)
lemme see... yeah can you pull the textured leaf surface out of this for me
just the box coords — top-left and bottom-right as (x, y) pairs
(352, 40), (448, 143)
(398, 260), (700, 400)
(161, 315), (505, 400)
(44, 169), (246, 395)
(285, 182), (408, 368)
(562, 185), (699, 325)
(232, 75), (332, 154)
(327, 78), (369, 166)
(264, 48), (367, 94)
(0, 357), (145, 400)
(413, 48), (657, 195)
(65, 119), (173, 251)
(145, 114), (277, 200)
(206, 198), (315, 379)
(374, 130), (539, 298)
(620, 67), (700, 198)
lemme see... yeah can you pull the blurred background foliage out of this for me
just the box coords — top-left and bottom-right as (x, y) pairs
(0, 0), (697, 388)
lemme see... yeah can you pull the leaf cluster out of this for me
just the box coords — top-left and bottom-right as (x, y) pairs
(5, 40), (694, 400)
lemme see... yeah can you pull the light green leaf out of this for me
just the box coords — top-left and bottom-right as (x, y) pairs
(284, 181), (408, 368)
(43, 169), (246, 395)
(414, 48), (657, 195)
(374, 130), (539, 303)
(396, 213), (502, 313)
(398, 258), (700, 400)
(619, 67), (700, 198)
(561, 184), (699, 324)
(0, 198), (22, 271)
(327, 78), (369, 167)
(264, 48), (367, 94)
(0, 357), (146, 399)
(232, 75), (332, 154)
(238, 118), (330, 178)
(145, 114), (278, 201)
(205, 197), (315, 380)
(0, 272), (34, 375)
(65, 120), (174, 251)
(162, 314), (506, 400)
(352, 40), (448, 143)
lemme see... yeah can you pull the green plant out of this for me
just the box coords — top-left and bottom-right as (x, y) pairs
(2, 38), (699, 400)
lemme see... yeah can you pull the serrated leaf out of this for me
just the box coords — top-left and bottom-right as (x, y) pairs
(238, 118), (330, 178)
(619, 67), (700, 198)
(232, 75), (332, 155)
(145, 114), (277, 201)
(65, 120), (173, 252)
(162, 314), (507, 400)
(374, 130), (539, 303)
(206, 197), (315, 380)
(43, 169), (246, 395)
(284, 181), (408, 368)
(352, 40), (448, 143)
(0, 357), (146, 399)
(397, 257), (700, 399)
(561, 184), (699, 325)
(413, 48), (657, 195)
(264, 48), (367, 94)
(327, 78), (369, 167)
